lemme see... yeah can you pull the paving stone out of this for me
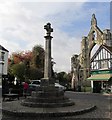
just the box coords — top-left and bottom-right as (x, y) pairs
(1, 92), (112, 120)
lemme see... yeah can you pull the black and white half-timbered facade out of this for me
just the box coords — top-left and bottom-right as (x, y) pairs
(88, 45), (112, 93)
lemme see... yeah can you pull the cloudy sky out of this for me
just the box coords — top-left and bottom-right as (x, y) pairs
(0, 0), (111, 72)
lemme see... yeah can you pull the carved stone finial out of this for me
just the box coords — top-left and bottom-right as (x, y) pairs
(44, 23), (53, 36)
(91, 14), (97, 26)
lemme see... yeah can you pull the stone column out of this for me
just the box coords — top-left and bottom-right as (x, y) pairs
(41, 23), (53, 86)
(44, 35), (53, 79)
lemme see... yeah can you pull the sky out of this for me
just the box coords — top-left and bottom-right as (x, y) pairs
(0, 0), (111, 72)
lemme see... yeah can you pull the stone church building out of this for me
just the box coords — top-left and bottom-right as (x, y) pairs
(71, 14), (112, 92)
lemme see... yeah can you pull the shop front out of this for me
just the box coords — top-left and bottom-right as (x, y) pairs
(87, 70), (112, 93)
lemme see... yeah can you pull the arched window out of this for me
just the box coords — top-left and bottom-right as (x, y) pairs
(92, 31), (97, 41)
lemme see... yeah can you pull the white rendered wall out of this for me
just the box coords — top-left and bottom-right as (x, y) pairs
(0, 50), (8, 75)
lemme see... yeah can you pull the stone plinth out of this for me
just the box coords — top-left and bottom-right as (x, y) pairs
(21, 86), (74, 108)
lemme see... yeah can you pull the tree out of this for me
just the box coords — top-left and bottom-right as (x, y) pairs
(56, 71), (72, 89)
(11, 62), (25, 81)
(8, 45), (45, 81)
(56, 72), (67, 85)
(8, 51), (32, 81)
(8, 51), (32, 65)
(29, 67), (43, 80)
(31, 45), (44, 69)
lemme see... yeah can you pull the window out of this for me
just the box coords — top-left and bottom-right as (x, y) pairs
(0, 51), (5, 61)
(92, 31), (97, 41)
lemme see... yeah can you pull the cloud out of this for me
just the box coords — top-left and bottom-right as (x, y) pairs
(0, 1), (85, 72)
(0, 1), (109, 72)
(11, 0), (111, 2)
(52, 29), (81, 72)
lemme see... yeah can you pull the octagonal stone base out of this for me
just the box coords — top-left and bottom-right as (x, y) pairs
(21, 86), (74, 108)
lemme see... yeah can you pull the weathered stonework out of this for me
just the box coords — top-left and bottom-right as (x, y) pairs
(71, 14), (112, 90)
(41, 23), (54, 86)
(22, 23), (74, 108)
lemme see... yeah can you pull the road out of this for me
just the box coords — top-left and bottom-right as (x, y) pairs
(1, 91), (112, 120)
(65, 91), (112, 119)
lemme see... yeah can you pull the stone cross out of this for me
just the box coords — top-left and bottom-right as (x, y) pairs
(43, 23), (53, 83)
(44, 23), (53, 36)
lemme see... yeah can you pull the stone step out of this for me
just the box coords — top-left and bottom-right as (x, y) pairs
(31, 91), (64, 97)
(34, 85), (59, 92)
(23, 96), (69, 103)
(21, 100), (75, 108)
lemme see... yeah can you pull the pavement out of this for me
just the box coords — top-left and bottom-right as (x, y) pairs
(66, 92), (112, 119)
(1, 91), (112, 120)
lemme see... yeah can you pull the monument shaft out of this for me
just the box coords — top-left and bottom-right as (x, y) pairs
(44, 36), (53, 79)
(43, 23), (53, 80)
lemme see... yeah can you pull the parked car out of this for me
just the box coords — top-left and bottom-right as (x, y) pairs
(29, 80), (66, 92)
(29, 80), (41, 91)
(55, 83), (66, 91)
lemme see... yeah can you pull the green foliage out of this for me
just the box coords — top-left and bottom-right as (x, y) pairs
(11, 62), (25, 80)
(32, 45), (44, 68)
(29, 67), (43, 80)
(8, 44), (45, 81)
(56, 72), (70, 87)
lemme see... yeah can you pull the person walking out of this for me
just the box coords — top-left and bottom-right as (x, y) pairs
(23, 81), (29, 98)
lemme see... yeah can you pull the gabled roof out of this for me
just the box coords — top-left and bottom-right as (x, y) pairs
(103, 45), (112, 53)
(91, 45), (112, 62)
(0, 45), (9, 52)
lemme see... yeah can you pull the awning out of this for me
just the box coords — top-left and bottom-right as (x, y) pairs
(87, 74), (112, 81)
